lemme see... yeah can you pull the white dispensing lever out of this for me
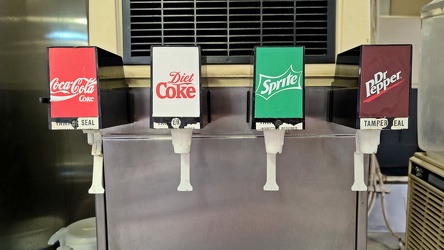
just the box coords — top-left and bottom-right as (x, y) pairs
(263, 129), (286, 191)
(84, 130), (105, 194)
(171, 129), (193, 191)
(352, 129), (381, 191)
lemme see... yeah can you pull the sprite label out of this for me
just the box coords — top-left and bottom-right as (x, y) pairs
(254, 47), (304, 118)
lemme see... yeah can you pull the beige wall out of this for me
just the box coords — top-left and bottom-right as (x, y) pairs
(390, 0), (431, 16)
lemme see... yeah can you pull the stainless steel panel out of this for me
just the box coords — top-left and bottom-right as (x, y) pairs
(101, 87), (366, 250)
(95, 194), (107, 250)
(357, 185), (369, 250)
(0, 1), (94, 249)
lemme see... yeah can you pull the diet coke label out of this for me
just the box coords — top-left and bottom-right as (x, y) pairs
(151, 46), (200, 119)
(48, 47), (99, 118)
(155, 72), (196, 99)
(359, 45), (411, 118)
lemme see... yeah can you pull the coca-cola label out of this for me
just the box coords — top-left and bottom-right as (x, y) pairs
(50, 78), (97, 102)
(359, 46), (411, 118)
(48, 47), (99, 118)
(151, 46), (200, 123)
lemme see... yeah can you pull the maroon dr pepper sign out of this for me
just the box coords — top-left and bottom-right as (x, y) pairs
(359, 45), (412, 129)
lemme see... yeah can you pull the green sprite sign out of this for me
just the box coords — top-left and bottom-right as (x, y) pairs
(254, 47), (304, 119)
(256, 65), (302, 100)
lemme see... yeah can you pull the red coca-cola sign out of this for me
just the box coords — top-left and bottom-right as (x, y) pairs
(359, 45), (412, 117)
(49, 47), (98, 118)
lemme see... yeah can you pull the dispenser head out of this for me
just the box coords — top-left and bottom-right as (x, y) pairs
(46, 47), (129, 130)
(150, 46), (206, 129)
(251, 47), (305, 130)
(330, 45), (412, 130)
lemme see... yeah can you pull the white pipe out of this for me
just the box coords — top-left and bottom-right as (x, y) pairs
(383, 176), (408, 183)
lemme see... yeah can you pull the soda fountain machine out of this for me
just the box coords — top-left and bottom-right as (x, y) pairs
(95, 45), (368, 249)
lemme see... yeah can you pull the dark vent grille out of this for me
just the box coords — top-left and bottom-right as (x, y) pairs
(122, 0), (335, 64)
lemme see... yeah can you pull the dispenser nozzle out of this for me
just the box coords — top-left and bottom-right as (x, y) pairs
(171, 129), (193, 191)
(351, 152), (367, 191)
(84, 130), (105, 194)
(263, 129), (286, 191)
(352, 129), (382, 191)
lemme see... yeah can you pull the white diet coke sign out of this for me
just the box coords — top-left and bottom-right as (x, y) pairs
(48, 47), (99, 118)
(151, 46), (201, 119)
